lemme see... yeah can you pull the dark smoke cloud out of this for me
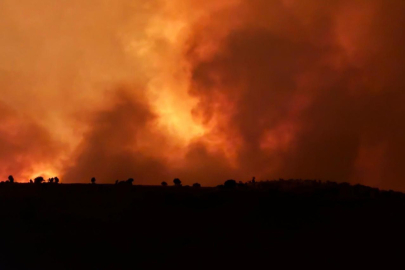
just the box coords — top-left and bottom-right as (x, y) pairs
(185, 0), (405, 190)
(63, 90), (169, 184)
(172, 141), (236, 186)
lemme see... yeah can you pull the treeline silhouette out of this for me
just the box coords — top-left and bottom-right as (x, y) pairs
(0, 174), (400, 200)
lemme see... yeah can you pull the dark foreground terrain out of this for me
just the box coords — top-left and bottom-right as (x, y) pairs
(0, 180), (404, 269)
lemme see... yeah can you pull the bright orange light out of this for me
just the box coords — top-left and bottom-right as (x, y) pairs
(26, 167), (60, 183)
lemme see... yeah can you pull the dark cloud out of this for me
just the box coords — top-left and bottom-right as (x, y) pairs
(185, 0), (405, 190)
(173, 141), (237, 186)
(62, 91), (169, 184)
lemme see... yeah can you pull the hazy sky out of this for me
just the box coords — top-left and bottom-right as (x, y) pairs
(1, 0), (405, 190)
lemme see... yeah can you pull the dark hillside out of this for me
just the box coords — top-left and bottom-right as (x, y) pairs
(0, 181), (403, 269)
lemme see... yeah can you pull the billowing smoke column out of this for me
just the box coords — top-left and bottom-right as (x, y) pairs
(1, 0), (405, 190)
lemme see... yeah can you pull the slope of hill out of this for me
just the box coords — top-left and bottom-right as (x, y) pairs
(0, 180), (403, 269)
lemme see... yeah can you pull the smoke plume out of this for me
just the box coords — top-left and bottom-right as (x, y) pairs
(1, 0), (405, 190)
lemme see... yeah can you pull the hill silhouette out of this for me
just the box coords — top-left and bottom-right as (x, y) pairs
(0, 179), (403, 269)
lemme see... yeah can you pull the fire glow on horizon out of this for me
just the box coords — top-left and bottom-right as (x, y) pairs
(1, 0), (405, 191)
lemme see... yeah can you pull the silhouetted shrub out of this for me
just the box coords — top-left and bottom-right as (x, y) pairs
(161, 181), (168, 186)
(29, 179), (33, 184)
(8, 175), (14, 183)
(224, 179), (237, 189)
(91, 177), (96, 184)
(193, 183), (201, 188)
(173, 178), (182, 186)
(34, 177), (44, 184)
(55, 177), (59, 184)
(115, 179), (133, 186)
(48, 178), (54, 184)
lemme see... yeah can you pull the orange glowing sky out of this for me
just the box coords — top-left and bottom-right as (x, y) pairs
(1, 0), (405, 190)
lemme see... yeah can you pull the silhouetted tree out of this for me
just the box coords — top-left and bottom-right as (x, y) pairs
(193, 183), (201, 188)
(34, 177), (44, 184)
(54, 177), (59, 184)
(48, 178), (54, 184)
(126, 178), (134, 185)
(224, 179), (237, 189)
(29, 179), (33, 184)
(91, 177), (96, 184)
(8, 175), (14, 183)
(115, 180), (119, 185)
(161, 181), (168, 186)
(173, 178), (182, 186)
